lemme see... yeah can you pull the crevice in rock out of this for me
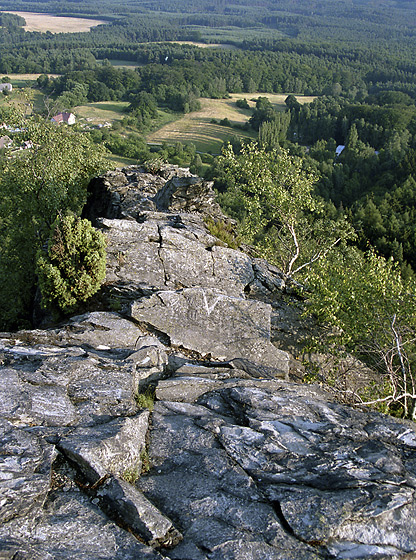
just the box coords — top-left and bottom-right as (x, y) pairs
(157, 224), (170, 287)
(132, 321), (171, 348)
(270, 500), (296, 536)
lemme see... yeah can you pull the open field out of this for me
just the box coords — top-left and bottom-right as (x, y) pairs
(100, 60), (141, 69)
(0, 74), (60, 88)
(234, 92), (316, 110)
(163, 41), (239, 50)
(3, 11), (107, 33)
(0, 73), (60, 81)
(146, 93), (315, 153)
(73, 101), (129, 125)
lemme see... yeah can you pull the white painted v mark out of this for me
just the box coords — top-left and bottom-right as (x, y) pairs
(201, 290), (223, 316)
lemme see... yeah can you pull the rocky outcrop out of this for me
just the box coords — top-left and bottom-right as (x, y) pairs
(1, 165), (416, 559)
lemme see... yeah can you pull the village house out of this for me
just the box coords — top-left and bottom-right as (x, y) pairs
(51, 112), (76, 125)
(0, 83), (12, 93)
(0, 135), (12, 149)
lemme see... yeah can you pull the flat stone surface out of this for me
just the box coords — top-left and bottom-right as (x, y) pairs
(99, 476), (183, 547)
(135, 383), (416, 559)
(130, 288), (289, 374)
(99, 216), (254, 297)
(58, 413), (150, 482)
(0, 341), (138, 428)
(159, 225), (253, 295)
(12, 311), (145, 350)
(138, 400), (321, 560)
(0, 419), (56, 524)
(98, 218), (166, 289)
(0, 491), (163, 560)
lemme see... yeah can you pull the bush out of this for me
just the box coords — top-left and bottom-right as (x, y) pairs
(204, 216), (241, 249)
(36, 215), (107, 313)
(236, 98), (250, 109)
(219, 117), (232, 127)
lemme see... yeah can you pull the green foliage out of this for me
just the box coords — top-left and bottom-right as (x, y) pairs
(0, 12), (25, 28)
(36, 215), (107, 313)
(121, 461), (141, 484)
(204, 216), (241, 249)
(216, 143), (354, 278)
(135, 387), (155, 411)
(306, 246), (416, 419)
(0, 116), (108, 329)
(219, 118), (232, 127)
(105, 132), (151, 161)
(189, 153), (203, 175)
(236, 98), (250, 110)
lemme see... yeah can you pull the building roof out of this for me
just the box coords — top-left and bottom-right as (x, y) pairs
(51, 112), (75, 124)
(0, 135), (12, 148)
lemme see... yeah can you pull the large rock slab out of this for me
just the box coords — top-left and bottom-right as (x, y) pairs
(58, 413), (150, 483)
(99, 476), (183, 548)
(0, 490), (164, 560)
(98, 218), (166, 290)
(98, 214), (254, 298)
(159, 224), (254, 295)
(138, 400), (321, 560)
(14, 311), (146, 350)
(137, 382), (416, 559)
(0, 339), (139, 428)
(0, 419), (56, 524)
(130, 288), (289, 375)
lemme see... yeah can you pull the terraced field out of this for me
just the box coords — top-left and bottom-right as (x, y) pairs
(146, 93), (315, 153)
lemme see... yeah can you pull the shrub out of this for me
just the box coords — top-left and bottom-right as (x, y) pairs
(204, 216), (241, 249)
(236, 98), (250, 109)
(219, 117), (232, 127)
(36, 215), (107, 313)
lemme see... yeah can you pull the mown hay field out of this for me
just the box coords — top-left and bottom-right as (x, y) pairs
(3, 11), (106, 33)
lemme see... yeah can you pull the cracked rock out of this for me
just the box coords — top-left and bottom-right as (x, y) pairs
(130, 287), (289, 375)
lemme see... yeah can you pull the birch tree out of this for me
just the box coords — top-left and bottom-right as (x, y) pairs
(218, 142), (354, 279)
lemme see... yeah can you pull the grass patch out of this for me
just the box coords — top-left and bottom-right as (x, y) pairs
(74, 101), (129, 125)
(205, 216), (241, 249)
(135, 387), (155, 411)
(146, 97), (256, 154)
(106, 154), (137, 168)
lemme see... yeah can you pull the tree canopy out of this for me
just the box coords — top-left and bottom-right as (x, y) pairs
(216, 143), (354, 279)
(0, 115), (108, 329)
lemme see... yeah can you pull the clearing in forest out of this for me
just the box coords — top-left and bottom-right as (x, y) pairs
(2, 11), (107, 33)
(73, 102), (129, 125)
(146, 93), (315, 153)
